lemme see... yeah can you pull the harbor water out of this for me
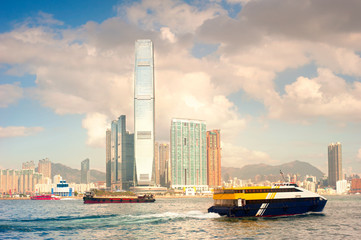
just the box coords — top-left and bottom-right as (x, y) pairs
(0, 195), (360, 239)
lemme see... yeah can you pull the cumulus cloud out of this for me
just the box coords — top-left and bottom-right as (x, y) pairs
(267, 68), (361, 122)
(82, 113), (109, 147)
(0, 126), (44, 138)
(119, 0), (224, 34)
(0, 83), (23, 107)
(221, 142), (276, 167)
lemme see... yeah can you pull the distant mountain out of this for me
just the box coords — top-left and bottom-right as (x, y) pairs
(222, 160), (324, 181)
(51, 163), (105, 183)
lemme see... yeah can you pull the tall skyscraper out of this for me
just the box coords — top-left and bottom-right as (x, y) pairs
(109, 115), (135, 190)
(154, 142), (160, 185)
(328, 142), (343, 188)
(207, 130), (221, 188)
(159, 143), (170, 187)
(170, 119), (207, 189)
(153, 142), (169, 186)
(81, 158), (90, 184)
(105, 129), (111, 188)
(134, 39), (155, 186)
(38, 158), (51, 179)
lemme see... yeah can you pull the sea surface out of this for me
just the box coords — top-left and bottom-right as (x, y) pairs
(0, 195), (360, 239)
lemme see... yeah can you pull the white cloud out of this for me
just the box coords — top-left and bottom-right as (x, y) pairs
(267, 68), (361, 122)
(221, 142), (276, 167)
(0, 126), (44, 138)
(82, 113), (109, 148)
(120, 0), (224, 34)
(0, 83), (23, 107)
(160, 27), (176, 43)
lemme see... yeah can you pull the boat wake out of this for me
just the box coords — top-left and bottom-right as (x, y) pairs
(133, 211), (220, 220)
(112, 211), (220, 225)
(0, 211), (220, 233)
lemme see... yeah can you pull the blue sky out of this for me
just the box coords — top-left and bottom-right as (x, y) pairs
(1, 0), (361, 175)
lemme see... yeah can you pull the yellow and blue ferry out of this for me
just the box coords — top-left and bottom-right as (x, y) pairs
(208, 183), (327, 217)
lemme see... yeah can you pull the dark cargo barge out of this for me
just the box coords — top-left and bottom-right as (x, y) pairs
(83, 192), (155, 204)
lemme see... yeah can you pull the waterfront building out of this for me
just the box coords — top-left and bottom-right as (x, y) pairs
(0, 169), (44, 195)
(38, 158), (51, 179)
(0, 169), (17, 195)
(159, 143), (170, 187)
(170, 119), (207, 191)
(51, 180), (74, 197)
(206, 130), (221, 188)
(81, 158), (90, 184)
(134, 39), (155, 186)
(328, 142), (343, 188)
(336, 179), (348, 194)
(350, 178), (361, 194)
(109, 115), (135, 190)
(106, 129), (111, 188)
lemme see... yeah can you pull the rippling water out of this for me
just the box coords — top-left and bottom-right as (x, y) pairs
(0, 195), (360, 239)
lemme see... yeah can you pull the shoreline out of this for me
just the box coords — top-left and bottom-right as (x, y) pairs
(0, 195), (212, 200)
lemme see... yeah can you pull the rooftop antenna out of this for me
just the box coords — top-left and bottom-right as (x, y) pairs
(280, 170), (286, 182)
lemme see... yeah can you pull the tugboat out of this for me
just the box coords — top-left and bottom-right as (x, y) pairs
(83, 191), (155, 204)
(208, 183), (327, 218)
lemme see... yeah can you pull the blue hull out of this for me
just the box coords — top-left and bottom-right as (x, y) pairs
(208, 198), (327, 217)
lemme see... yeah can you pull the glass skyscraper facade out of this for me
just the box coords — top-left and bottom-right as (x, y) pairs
(159, 143), (170, 187)
(328, 142), (343, 188)
(81, 158), (90, 184)
(134, 39), (155, 186)
(170, 119), (207, 189)
(107, 115), (135, 190)
(105, 129), (111, 188)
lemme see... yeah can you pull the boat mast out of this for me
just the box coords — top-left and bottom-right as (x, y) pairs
(280, 170), (286, 182)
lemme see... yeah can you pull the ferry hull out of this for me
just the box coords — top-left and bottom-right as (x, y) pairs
(30, 195), (60, 200)
(83, 197), (155, 204)
(208, 198), (327, 218)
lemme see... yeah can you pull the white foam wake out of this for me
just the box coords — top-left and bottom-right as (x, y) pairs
(132, 211), (221, 220)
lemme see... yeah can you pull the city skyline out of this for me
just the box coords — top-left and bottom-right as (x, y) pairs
(1, 0), (361, 174)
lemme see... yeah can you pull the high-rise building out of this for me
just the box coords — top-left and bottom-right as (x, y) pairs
(134, 39), (155, 186)
(170, 119), (207, 190)
(81, 158), (90, 184)
(38, 158), (51, 179)
(106, 129), (111, 188)
(159, 143), (170, 187)
(328, 142), (343, 188)
(0, 169), (44, 194)
(110, 119), (118, 188)
(22, 161), (35, 170)
(154, 142), (160, 185)
(153, 142), (169, 187)
(207, 130), (221, 188)
(109, 115), (135, 190)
